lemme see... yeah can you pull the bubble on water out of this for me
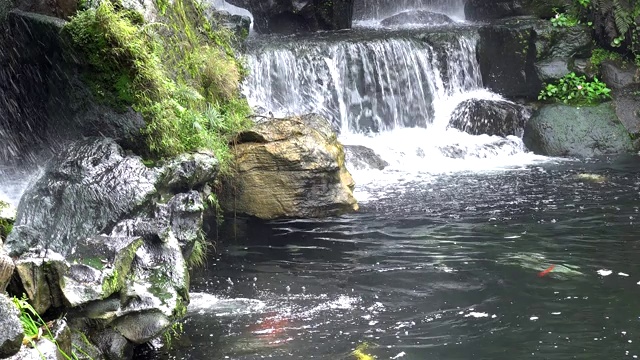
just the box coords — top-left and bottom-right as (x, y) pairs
(465, 312), (489, 318)
(618, 272), (630, 277)
(530, 316), (539, 321)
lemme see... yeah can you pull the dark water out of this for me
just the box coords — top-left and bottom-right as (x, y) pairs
(151, 155), (640, 359)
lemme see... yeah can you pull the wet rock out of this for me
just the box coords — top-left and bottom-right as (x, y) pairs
(14, 252), (67, 314)
(15, 0), (77, 19)
(613, 84), (640, 135)
(0, 250), (14, 293)
(448, 98), (530, 137)
(344, 145), (388, 171)
(0, 295), (23, 358)
(224, 0), (353, 34)
(61, 236), (144, 307)
(112, 311), (171, 344)
(220, 114), (359, 219)
(5, 138), (158, 257)
(92, 329), (133, 360)
(71, 331), (104, 360)
(600, 60), (640, 90)
(158, 152), (219, 192)
(380, 10), (453, 27)
(477, 17), (592, 98)
(5, 339), (59, 360)
(465, 0), (570, 20)
(523, 103), (634, 157)
(1, 10), (145, 167)
(204, 6), (252, 40)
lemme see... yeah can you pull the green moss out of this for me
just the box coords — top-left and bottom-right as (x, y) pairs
(64, 0), (252, 170)
(101, 269), (119, 295)
(590, 48), (623, 67)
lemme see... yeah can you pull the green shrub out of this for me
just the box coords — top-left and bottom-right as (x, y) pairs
(590, 48), (623, 66)
(64, 0), (252, 169)
(551, 11), (580, 27)
(538, 72), (612, 105)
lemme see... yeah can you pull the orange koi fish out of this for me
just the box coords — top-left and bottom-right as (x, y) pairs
(537, 264), (555, 277)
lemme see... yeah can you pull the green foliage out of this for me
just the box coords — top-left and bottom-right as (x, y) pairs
(590, 47), (623, 66)
(187, 235), (210, 269)
(538, 72), (612, 105)
(587, 0), (640, 57)
(12, 295), (79, 360)
(0, 218), (12, 241)
(64, 0), (252, 168)
(551, 10), (580, 27)
(577, 0), (592, 7)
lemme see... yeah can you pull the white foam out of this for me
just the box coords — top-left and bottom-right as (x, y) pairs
(597, 269), (613, 276)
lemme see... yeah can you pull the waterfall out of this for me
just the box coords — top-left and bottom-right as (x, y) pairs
(244, 31), (482, 134)
(353, 0), (467, 22)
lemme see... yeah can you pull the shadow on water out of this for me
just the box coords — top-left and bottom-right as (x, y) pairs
(142, 155), (640, 360)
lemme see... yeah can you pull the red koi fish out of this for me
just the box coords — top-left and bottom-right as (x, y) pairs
(538, 264), (555, 277)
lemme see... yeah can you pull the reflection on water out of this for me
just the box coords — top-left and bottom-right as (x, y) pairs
(146, 155), (640, 359)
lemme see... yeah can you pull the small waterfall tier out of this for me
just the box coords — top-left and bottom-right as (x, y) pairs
(244, 29), (482, 134)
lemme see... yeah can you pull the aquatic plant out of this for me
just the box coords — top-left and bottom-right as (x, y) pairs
(64, 0), (252, 169)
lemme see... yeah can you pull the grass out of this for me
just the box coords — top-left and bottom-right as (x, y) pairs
(12, 295), (79, 360)
(0, 200), (13, 240)
(64, 0), (252, 170)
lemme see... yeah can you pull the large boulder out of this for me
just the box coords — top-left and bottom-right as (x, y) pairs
(0, 295), (23, 358)
(380, 10), (453, 27)
(600, 60), (640, 90)
(523, 103), (635, 157)
(448, 98), (530, 137)
(613, 84), (640, 135)
(5, 137), (215, 358)
(224, 0), (353, 34)
(220, 114), (358, 219)
(465, 0), (570, 20)
(477, 17), (592, 98)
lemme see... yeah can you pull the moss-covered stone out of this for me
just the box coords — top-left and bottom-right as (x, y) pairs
(523, 102), (635, 157)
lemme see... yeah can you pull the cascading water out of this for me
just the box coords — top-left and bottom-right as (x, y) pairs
(353, 0), (467, 23)
(243, 26), (545, 182)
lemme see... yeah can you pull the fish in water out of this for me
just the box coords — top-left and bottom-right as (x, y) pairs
(538, 265), (555, 277)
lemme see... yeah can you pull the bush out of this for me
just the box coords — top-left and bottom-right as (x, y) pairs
(64, 0), (252, 169)
(538, 72), (612, 105)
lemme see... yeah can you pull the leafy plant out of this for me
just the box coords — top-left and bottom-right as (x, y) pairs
(590, 47), (623, 66)
(538, 72), (612, 105)
(64, 0), (252, 169)
(551, 10), (580, 27)
(12, 295), (78, 360)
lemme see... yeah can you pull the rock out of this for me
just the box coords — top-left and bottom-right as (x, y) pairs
(71, 331), (104, 360)
(380, 10), (453, 27)
(344, 145), (389, 171)
(92, 329), (133, 360)
(0, 295), (23, 358)
(5, 338), (59, 360)
(1, 10), (145, 168)
(15, 0), (77, 19)
(5, 138), (158, 257)
(523, 103), (634, 157)
(0, 250), (14, 293)
(448, 98), (530, 137)
(14, 252), (67, 314)
(220, 114), (358, 219)
(112, 311), (171, 344)
(465, 0), (570, 20)
(203, 5), (252, 40)
(224, 0), (353, 34)
(613, 84), (640, 135)
(477, 17), (592, 98)
(600, 60), (640, 90)
(3, 137), (214, 353)
(61, 236), (144, 307)
(158, 152), (219, 192)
